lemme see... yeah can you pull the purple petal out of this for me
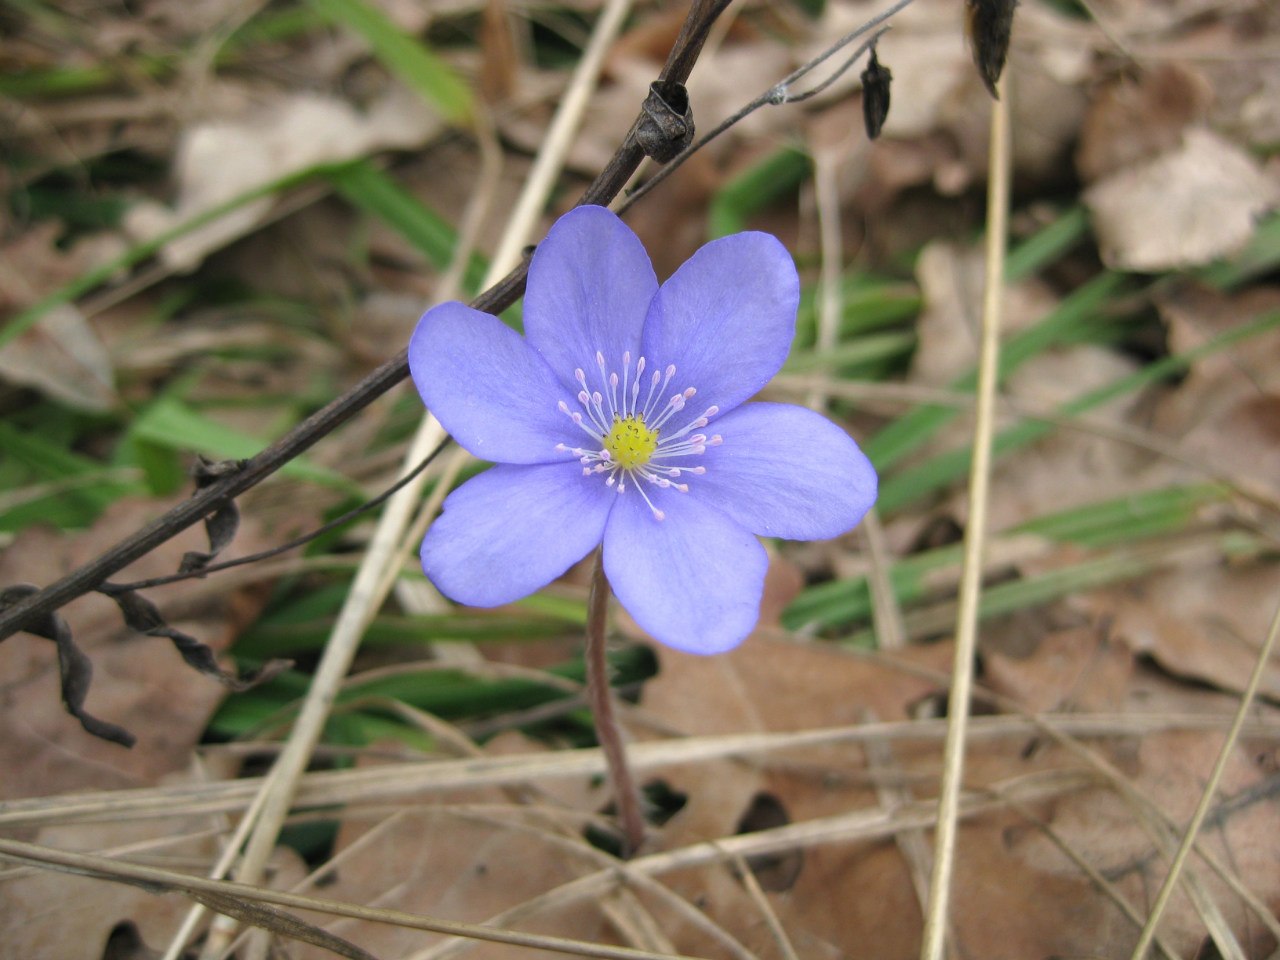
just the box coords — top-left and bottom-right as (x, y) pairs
(523, 206), (657, 387)
(603, 490), (766, 654)
(421, 462), (614, 606)
(640, 232), (798, 422)
(695, 402), (877, 539)
(410, 301), (577, 464)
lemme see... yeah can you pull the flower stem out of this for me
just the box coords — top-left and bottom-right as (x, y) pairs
(585, 550), (646, 856)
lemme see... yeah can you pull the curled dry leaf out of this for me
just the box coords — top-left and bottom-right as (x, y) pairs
(1084, 127), (1280, 271)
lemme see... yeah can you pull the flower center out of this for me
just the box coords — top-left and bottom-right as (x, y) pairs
(604, 415), (658, 469)
(555, 350), (721, 520)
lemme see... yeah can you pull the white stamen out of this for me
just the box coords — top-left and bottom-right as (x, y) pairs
(555, 350), (721, 520)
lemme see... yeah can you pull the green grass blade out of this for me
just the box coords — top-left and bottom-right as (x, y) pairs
(836, 530), (1263, 647)
(864, 270), (1127, 472)
(1195, 212), (1280, 291)
(1004, 206), (1089, 283)
(783, 483), (1231, 631)
(1, 166), (325, 351)
(784, 332), (916, 373)
(305, 0), (472, 125)
(708, 147), (811, 239)
(795, 276), (921, 348)
(0, 422), (142, 529)
(877, 307), (1280, 514)
(327, 161), (487, 294)
(128, 396), (359, 492)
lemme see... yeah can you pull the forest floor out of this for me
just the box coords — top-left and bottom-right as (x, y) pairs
(2, 0), (1280, 957)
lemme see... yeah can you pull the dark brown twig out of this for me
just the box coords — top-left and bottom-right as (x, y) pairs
(103, 437), (451, 593)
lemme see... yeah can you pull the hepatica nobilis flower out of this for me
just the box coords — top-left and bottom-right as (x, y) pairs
(410, 206), (877, 655)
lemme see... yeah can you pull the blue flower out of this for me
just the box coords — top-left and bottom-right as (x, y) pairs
(409, 206), (878, 654)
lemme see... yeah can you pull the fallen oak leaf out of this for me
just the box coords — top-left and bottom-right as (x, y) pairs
(1085, 127), (1280, 271)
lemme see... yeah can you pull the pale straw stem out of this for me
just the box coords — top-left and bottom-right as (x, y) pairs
(188, 1), (633, 949)
(1128, 596), (1280, 960)
(918, 75), (1010, 960)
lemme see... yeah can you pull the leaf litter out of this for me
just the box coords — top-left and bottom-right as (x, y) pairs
(3, 0), (1280, 957)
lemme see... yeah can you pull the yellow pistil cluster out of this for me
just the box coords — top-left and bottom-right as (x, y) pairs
(604, 415), (658, 469)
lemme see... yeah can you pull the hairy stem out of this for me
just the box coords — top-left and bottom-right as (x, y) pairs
(585, 551), (646, 856)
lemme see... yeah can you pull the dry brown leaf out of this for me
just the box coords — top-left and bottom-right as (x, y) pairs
(0, 814), (217, 960)
(1148, 284), (1280, 500)
(1077, 62), (1214, 182)
(1204, 49), (1280, 150)
(983, 623), (1134, 714)
(639, 631), (1162, 958)
(124, 89), (443, 271)
(1010, 727), (1280, 957)
(0, 494), (294, 958)
(997, 43), (1091, 183)
(0, 812), (310, 960)
(638, 629), (950, 803)
(296, 808), (614, 960)
(1083, 560), (1280, 700)
(0, 225), (122, 411)
(0, 303), (117, 411)
(1085, 127), (1280, 271)
(0, 223), (122, 310)
(908, 240), (1057, 391)
(1085, 0), (1256, 38)
(636, 634), (942, 957)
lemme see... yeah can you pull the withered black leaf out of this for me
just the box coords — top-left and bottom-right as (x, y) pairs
(861, 48), (892, 140)
(0, 584), (136, 747)
(179, 457), (244, 575)
(100, 586), (289, 692)
(965, 0), (1017, 98)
